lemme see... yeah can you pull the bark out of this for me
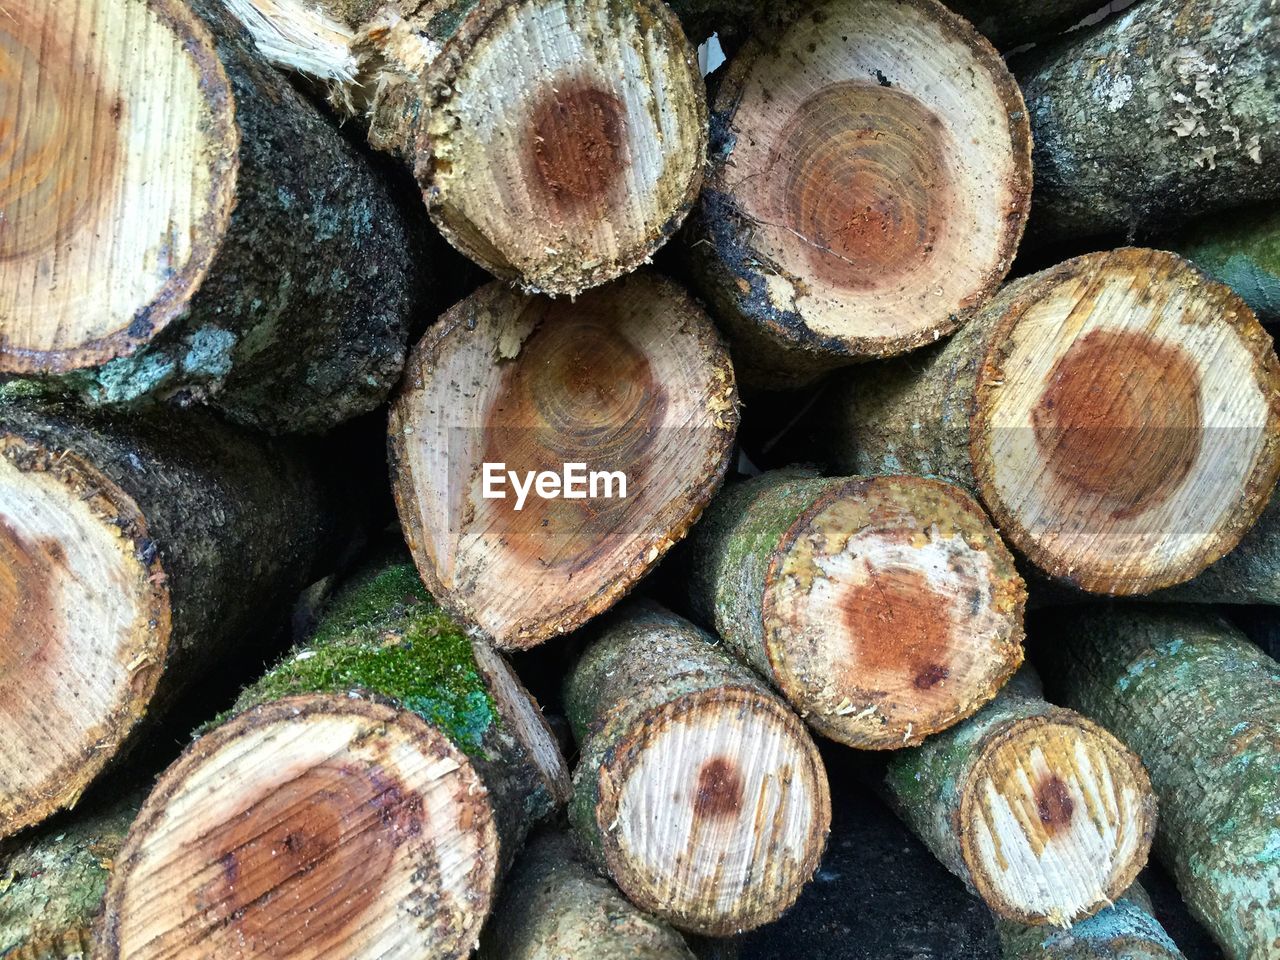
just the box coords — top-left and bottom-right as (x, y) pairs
(564, 600), (830, 936)
(1176, 204), (1280, 324)
(826, 247), (1280, 596)
(226, 0), (707, 296)
(683, 469), (1026, 749)
(0, 789), (143, 960)
(477, 828), (697, 960)
(389, 272), (739, 650)
(1041, 605), (1280, 960)
(683, 0), (1031, 388)
(0, 0), (424, 434)
(97, 556), (570, 960)
(946, 0), (1104, 49)
(884, 670), (1156, 926)
(0, 397), (333, 839)
(1015, 0), (1280, 242)
(997, 885), (1185, 960)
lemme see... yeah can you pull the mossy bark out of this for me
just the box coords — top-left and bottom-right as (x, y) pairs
(1015, 0), (1280, 241)
(40, 0), (426, 435)
(226, 556), (570, 853)
(0, 789), (143, 959)
(997, 885), (1184, 960)
(477, 829), (696, 960)
(1176, 205), (1280, 324)
(1042, 606), (1280, 960)
(0, 397), (333, 836)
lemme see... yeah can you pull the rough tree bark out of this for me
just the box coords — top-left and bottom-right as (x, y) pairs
(96, 557), (570, 960)
(564, 600), (830, 936)
(0, 788), (143, 960)
(684, 469), (1026, 749)
(683, 0), (1031, 388)
(389, 272), (739, 650)
(477, 828), (697, 960)
(997, 884), (1185, 960)
(0, 397), (332, 839)
(884, 670), (1157, 927)
(1015, 0), (1280, 242)
(1042, 606), (1280, 960)
(0, 0), (424, 434)
(827, 247), (1280, 596)
(1176, 205), (1280, 324)
(224, 0), (708, 296)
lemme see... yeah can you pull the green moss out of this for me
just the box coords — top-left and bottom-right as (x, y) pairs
(239, 563), (497, 754)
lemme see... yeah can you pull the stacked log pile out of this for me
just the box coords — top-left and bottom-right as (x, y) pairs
(2, 0), (1279, 957)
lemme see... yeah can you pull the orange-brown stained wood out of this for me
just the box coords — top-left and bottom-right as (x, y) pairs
(390, 272), (738, 649)
(1034, 774), (1075, 836)
(776, 82), (951, 291)
(693, 757), (745, 822)
(0, 520), (62, 676)
(525, 83), (629, 218)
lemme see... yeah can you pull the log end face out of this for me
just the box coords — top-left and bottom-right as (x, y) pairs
(765, 475), (1026, 749)
(972, 248), (1280, 594)
(0, 0), (236, 373)
(959, 712), (1156, 926)
(100, 697), (499, 960)
(0, 433), (169, 838)
(422, 0), (706, 295)
(593, 688), (830, 935)
(391, 273), (737, 649)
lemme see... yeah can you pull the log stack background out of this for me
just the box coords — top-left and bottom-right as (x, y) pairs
(1, 0), (1277, 958)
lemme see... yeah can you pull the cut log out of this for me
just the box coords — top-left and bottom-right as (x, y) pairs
(1042, 606), (1280, 960)
(0, 398), (332, 839)
(225, 0), (707, 296)
(944, 0), (1104, 50)
(389, 272), (738, 650)
(97, 558), (570, 960)
(684, 0), (1031, 388)
(564, 600), (830, 936)
(684, 470), (1026, 749)
(477, 828), (697, 960)
(0, 0), (423, 434)
(884, 670), (1156, 926)
(1176, 205), (1280, 324)
(0, 788), (142, 959)
(997, 885), (1185, 960)
(1016, 0), (1280, 242)
(828, 247), (1280, 596)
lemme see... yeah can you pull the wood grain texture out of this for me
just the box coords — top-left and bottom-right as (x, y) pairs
(685, 471), (1026, 748)
(685, 0), (1031, 387)
(565, 601), (830, 936)
(1043, 606), (1280, 960)
(0, 0), (423, 433)
(0, 398), (331, 838)
(885, 673), (1156, 927)
(1016, 0), (1280, 241)
(389, 272), (738, 649)
(830, 248), (1280, 595)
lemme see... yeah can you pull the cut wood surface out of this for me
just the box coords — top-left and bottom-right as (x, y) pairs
(389, 272), (738, 650)
(829, 247), (1280, 596)
(0, 788), (142, 959)
(997, 884), (1185, 960)
(97, 558), (570, 960)
(0, 0), (423, 434)
(685, 470), (1026, 748)
(1043, 606), (1280, 960)
(1016, 0), (1280, 241)
(1177, 205), (1280, 324)
(685, 0), (1031, 387)
(477, 828), (697, 960)
(884, 670), (1156, 927)
(0, 398), (331, 839)
(565, 601), (830, 936)
(226, 0), (707, 296)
